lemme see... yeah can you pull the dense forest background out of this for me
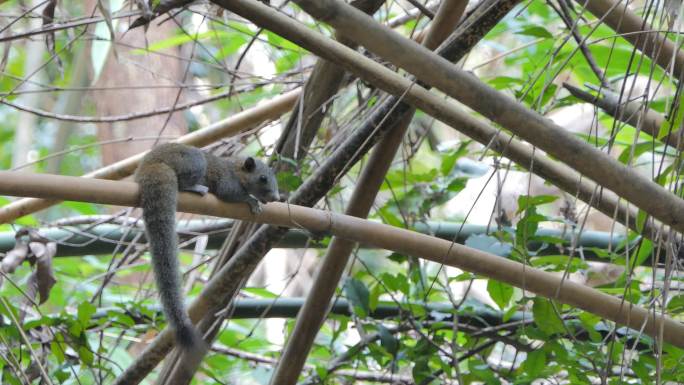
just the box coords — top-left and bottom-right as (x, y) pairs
(0, 0), (683, 384)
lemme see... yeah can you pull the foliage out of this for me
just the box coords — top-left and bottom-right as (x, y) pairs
(0, 0), (682, 384)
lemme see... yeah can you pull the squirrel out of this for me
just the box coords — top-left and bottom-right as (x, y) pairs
(134, 143), (280, 363)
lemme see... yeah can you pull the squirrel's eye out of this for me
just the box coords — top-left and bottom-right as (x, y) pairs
(259, 175), (268, 183)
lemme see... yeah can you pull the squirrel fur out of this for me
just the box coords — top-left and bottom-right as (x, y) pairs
(135, 143), (279, 360)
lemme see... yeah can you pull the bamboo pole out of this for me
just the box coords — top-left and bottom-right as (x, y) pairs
(0, 170), (680, 352)
(269, 1), (468, 384)
(580, 0), (684, 79)
(287, 0), (684, 233)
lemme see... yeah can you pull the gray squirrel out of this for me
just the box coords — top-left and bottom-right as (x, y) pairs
(135, 143), (279, 364)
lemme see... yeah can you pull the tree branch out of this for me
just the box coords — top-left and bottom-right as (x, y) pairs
(564, 83), (679, 150)
(0, 170), (680, 350)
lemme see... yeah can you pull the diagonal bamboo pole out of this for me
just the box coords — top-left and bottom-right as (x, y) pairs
(269, 1), (468, 384)
(289, 0), (684, 233)
(579, 0), (684, 79)
(564, 84), (681, 150)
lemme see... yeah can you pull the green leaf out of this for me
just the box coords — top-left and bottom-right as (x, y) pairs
(378, 206), (404, 228)
(366, 287), (381, 317)
(51, 341), (66, 364)
(109, 310), (136, 328)
(502, 305), (518, 322)
(377, 324), (399, 355)
(387, 253), (408, 264)
(265, 30), (305, 73)
(446, 178), (467, 193)
(405, 303), (427, 318)
(131, 30), (246, 58)
(412, 355), (431, 383)
(54, 368), (70, 382)
(451, 272), (475, 282)
(385, 168), (438, 186)
(469, 359), (501, 384)
(658, 96), (684, 140)
(344, 278), (370, 317)
(488, 76), (523, 90)
(69, 321), (83, 338)
(532, 298), (565, 335)
(617, 141), (654, 164)
(277, 171), (303, 191)
(629, 239), (652, 267)
(636, 210), (648, 233)
(315, 366), (328, 381)
(666, 294), (684, 312)
(631, 356), (652, 382)
(465, 234), (512, 257)
(5, 374), (21, 385)
(515, 26), (553, 39)
(522, 349), (546, 377)
(529, 235), (565, 244)
(241, 287), (278, 299)
(265, 30), (305, 53)
(77, 301), (96, 326)
(516, 207), (546, 246)
(440, 150), (460, 176)
(578, 311), (602, 342)
(380, 273), (409, 295)
(0, 300), (20, 322)
(64, 201), (97, 215)
(439, 142), (469, 176)
(487, 280), (513, 310)
(78, 345), (94, 365)
(530, 255), (588, 271)
(517, 194), (558, 213)
(655, 163), (673, 186)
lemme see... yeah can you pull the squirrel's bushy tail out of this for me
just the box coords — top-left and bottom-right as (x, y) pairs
(136, 163), (205, 352)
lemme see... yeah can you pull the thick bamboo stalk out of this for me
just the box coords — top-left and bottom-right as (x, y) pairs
(564, 84), (682, 150)
(269, 1), (468, 384)
(288, 0), (684, 233)
(0, 170), (680, 351)
(580, 0), (684, 79)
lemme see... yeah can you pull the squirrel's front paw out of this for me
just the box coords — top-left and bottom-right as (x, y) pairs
(247, 199), (262, 215)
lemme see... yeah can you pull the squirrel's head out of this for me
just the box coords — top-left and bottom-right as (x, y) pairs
(241, 157), (280, 203)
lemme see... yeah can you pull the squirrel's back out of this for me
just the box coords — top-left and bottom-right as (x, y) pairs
(135, 143), (207, 351)
(134, 143), (279, 383)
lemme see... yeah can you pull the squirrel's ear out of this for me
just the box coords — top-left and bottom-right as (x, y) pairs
(243, 157), (256, 172)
